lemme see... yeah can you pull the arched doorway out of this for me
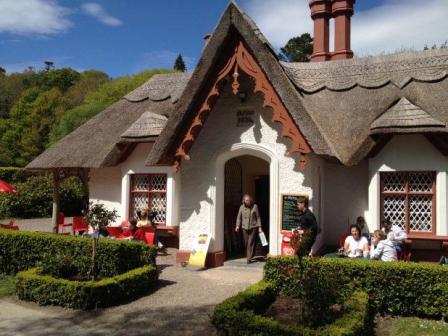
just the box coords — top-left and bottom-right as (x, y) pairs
(223, 155), (270, 259)
(210, 143), (280, 257)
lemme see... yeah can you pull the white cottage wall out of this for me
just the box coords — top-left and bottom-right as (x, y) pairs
(89, 143), (179, 226)
(89, 167), (123, 224)
(322, 160), (369, 246)
(178, 81), (322, 255)
(368, 134), (448, 236)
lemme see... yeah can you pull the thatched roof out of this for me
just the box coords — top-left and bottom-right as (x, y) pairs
(27, 2), (448, 170)
(371, 98), (446, 133)
(26, 73), (191, 169)
(121, 111), (168, 140)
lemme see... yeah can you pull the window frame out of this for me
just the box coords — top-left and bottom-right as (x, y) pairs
(380, 171), (436, 237)
(129, 173), (168, 225)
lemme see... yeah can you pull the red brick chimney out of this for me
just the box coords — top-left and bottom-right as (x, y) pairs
(331, 0), (355, 60)
(309, 0), (332, 62)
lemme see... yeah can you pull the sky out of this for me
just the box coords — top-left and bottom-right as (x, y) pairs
(0, 0), (447, 78)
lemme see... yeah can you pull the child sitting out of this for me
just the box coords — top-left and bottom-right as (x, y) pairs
(370, 229), (397, 262)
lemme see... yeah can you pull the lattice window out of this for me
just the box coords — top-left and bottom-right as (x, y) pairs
(130, 174), (167, 224)
(381, 172), (435, 235)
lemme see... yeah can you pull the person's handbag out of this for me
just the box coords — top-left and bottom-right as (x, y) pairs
(259, 231), (268, 247)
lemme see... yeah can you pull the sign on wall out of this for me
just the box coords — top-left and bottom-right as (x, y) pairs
(188, 233), (211, 268)
(280, 194), (308, 231)
(236, 108), (254, 127)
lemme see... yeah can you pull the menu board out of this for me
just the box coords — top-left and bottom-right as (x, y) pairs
(281, 194), (306, 231)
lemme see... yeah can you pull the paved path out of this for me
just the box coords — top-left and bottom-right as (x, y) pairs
(0, 249), (263, 336)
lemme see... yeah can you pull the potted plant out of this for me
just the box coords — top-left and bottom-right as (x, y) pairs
(83, 202), (118, 280)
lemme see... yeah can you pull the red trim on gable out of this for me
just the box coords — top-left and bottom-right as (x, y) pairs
(174, 41), (312, 172)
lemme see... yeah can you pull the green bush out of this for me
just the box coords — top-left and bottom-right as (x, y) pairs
(0, 167), (38, 183)
(0, 229), (157, 277)
(264, 257), (448, 319)
(16, 265), (158, 309)
(38, 253), (81, 279)
(0, 173), (84, 218)
(212, 281), (372, 336)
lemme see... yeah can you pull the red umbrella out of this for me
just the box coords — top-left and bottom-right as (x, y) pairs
(0, 180), (16, 194)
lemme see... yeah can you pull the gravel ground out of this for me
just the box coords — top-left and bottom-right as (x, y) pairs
(3, 217), (58, 232)
(0, 249), (263, 336)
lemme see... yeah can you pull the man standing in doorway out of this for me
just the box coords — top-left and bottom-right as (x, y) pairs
(296, 196), (319, 256)
(235, 194), (263, 264)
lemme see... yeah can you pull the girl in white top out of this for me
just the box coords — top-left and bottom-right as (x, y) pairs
(344, 224), (369, 258)
(370, 230), (397, 262)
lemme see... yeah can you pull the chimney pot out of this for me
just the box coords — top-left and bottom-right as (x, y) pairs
(309, 0), (332, 62)
(331, 0), (355, 60)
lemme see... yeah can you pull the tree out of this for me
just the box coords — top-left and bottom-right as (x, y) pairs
(174, 54), (187, 72)
(44, 61), (54, 71)
(280, 33), (314, 62)
(0, 67), (5, 75)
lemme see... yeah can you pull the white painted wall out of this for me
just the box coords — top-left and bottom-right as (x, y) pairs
(89, 167), (123, 222)
(178, 82), (323, 255)
(322, 160), (369, 246)
(89, 143), (179, 226)
(368, 135), (448, 236)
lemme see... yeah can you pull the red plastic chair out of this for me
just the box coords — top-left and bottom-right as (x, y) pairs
(58, 212), (72, 234)
(145, 232), (155, 245)
(0, 223), (19, 230)
(107, 226), (123, 238)
(120, 220), (130, 228)
(339, 232), (351, 248)
(72, 216), (88, 235)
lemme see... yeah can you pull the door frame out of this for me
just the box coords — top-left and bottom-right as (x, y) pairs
(209, 142), (279, 255)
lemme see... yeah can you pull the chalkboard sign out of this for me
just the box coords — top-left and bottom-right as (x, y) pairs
(281, 194), (307, 231)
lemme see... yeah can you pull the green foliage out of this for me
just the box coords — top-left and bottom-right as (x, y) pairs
(84, 202), (118, 229)
(174, 54), (187, 72)
(264, 257), (448, 319)
(0, 229), (157, 277)
(280, 33), (314, 62)
(49, 68), (173, 144)
(16, 265), (158, 309)
(212, 281), (372, 336)
(0, 174), (84, 218)
(0, 66), (171, 167)
(38, 253), (82, 279)
(0, 275), (16, 298)
(0, 166), (38, 183)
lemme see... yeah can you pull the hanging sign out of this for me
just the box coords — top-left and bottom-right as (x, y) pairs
(188, 233), (211, 268)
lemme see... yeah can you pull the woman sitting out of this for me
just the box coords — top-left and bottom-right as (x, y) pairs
(344, 224), (369, 258)
(119, 218), (146, 242)
(137, 208), (151, 227)
(370, 229), (397, 262)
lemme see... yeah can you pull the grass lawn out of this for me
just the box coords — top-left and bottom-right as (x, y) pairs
(0, 275), (16, 298)
(391, 317), (448, 336)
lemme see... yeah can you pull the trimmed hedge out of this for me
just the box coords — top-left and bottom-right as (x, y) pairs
(16, 265), (158, 309)
(0, 229), (157, 277)
(265, 257), (448, 319)
(0, 167), (38, 184)
(212, 281), (372, 336)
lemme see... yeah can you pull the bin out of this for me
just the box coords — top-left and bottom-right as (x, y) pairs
(281, 231), (297, 256)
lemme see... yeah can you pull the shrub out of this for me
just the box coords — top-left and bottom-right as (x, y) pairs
(264, 257), (448, 318)
(38, 254), (81, 279)
(16, 265), (158, 309)
(0, 173), (84, 218)
(0, 229), (156, 277)
(212, 281), (372, 336)
(0, 167), (38, 183)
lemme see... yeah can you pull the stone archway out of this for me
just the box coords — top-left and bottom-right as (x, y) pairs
(209, 143), (279, 256)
